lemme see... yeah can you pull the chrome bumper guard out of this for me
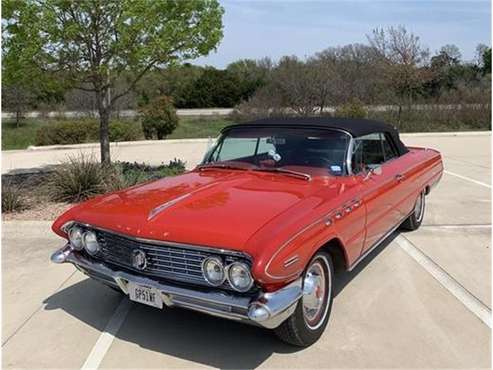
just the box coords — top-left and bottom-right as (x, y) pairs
(51, 245), (302, 329)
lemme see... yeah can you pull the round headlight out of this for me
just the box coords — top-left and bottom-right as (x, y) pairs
(227, 262), (253, 292)
(202, 257), (226, 286)
(68, 226), (84, 250)
(82, 231), (100, 256)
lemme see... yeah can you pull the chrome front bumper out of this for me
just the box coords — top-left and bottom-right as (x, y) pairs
(51, 245), (302, 329)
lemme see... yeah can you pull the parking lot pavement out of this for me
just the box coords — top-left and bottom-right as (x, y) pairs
(2, 133), (491, 369)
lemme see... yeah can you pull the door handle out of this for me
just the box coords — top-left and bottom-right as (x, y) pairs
(395, 174), (405, 182)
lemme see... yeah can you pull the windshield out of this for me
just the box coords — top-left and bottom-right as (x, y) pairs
(203, 127), (351, 176)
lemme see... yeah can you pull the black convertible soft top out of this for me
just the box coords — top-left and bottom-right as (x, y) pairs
(224, 117), (408, 156)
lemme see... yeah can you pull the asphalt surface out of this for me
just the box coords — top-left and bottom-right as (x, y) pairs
(2, 132), (491, 369)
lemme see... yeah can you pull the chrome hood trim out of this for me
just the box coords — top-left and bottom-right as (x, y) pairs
(147, 193), (192, 220)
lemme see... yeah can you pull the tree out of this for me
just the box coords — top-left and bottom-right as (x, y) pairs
(425, 44), (463, 98)
(367, 25), (430, 122)
(186, 67), (245, 108)
(140, 96), (179, 140)
(481, 47), (491, 75)
(3, 0), (224, 163)
(475, 44), (489, 68)
(273, 56), (319, 116)
(226, 59), (270, 101)
(2, 0), (64, 125)
(311, 44), (384, 110)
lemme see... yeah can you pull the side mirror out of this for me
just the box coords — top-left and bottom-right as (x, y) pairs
(363, 165), (382, 181)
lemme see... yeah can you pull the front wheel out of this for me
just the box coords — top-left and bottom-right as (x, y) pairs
(401, 190), (425, 231)
(274, 252), (334, 347)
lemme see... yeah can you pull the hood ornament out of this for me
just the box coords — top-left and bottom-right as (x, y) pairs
(148, 193), (191, 220)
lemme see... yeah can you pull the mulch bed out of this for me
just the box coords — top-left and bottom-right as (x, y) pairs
(2, 170), (75, 221)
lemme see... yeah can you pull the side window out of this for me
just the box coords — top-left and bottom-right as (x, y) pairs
(381, 134), (397, 161)
(351, 139), (364, 174)
(351, 133), (386, 174)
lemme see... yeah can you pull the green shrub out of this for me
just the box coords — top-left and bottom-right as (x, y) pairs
(109, 120), (142, 142)
(2, 180), (28, 213)
(35, 120), (99, 146)
(103, 164), (151, 192)
(47, 154), (107, 202)
(105, 159), (186, 191)
(140, 96), (179, 140)
(335, 100), (368, 119)
(35, 119), (142, 146)
(47, 155), (186, 202)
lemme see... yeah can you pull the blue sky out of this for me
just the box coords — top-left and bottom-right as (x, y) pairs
(195, 0), (491, 67)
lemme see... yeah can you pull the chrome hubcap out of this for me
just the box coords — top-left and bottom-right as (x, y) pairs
(302, 259), (329, 329)
(414, 192), (425, 222)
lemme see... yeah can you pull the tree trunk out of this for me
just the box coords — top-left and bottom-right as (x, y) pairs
(99, 107), (111, 164)
(97, 88), (112, 164)
(15, 109), (21, 128)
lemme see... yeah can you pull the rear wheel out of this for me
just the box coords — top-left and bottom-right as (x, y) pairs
(274, 252), (334, 347)
(401, 190), (425, 231)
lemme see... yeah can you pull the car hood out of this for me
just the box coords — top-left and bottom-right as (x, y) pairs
(54, 169), (329, 252)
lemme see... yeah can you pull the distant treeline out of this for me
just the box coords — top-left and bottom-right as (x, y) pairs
(3, 26), (491, 123)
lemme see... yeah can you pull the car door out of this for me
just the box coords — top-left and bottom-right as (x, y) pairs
(351, 133), (404, 254)
(379, 132), (412, 221)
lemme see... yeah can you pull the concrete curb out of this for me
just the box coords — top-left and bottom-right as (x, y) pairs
(23, 138), (211, 152)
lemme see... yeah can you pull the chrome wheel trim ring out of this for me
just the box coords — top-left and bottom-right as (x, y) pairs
(302, 255), (331, 330)
(414, 191), (425, 223)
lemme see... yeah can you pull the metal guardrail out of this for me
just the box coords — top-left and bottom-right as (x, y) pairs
(2, 104), (485, 120)
(1, 108), (234, 119)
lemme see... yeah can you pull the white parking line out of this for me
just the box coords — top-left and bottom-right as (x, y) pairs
(444, 170), (491, 188)
(81, 298), (132, 370)
(396, 235), (492, 328)
(421, 224), (491, 230)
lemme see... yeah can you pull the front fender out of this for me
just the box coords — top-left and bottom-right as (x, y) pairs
(252, 218), (341, 289)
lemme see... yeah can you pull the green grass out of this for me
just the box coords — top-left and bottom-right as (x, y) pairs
(2, 116), (233, 150)
(2, 120), (43, 150)
(168, 117), (232, 139)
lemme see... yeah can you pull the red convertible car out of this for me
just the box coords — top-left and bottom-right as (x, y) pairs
(51, 117), (443, 346)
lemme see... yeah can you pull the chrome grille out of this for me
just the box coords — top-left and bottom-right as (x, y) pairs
(94, 230), (233, 288)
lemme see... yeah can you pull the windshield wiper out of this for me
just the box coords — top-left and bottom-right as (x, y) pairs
(253, 167), (312, 181)
(196, 163), (249, 171)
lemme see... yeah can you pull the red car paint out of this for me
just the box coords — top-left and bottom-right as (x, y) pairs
(52, 147), (443, 292)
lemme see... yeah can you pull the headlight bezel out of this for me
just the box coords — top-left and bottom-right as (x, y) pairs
(82, 230), (100, 256)
(201, 256), (227, 286)
(68, 226), (84, 250)
(226, 261), (254, 292)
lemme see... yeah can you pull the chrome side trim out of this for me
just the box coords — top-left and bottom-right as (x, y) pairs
(51, 245), (301, 329)
(283, 255), (299, 268)
(265, 196), (363, 280)
(263, 216), (325, 280)
(348, 211), (412, 271)
(67, 221), (252, 261)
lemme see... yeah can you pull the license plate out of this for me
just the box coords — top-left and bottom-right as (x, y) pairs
(128, 282), (163, 309)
